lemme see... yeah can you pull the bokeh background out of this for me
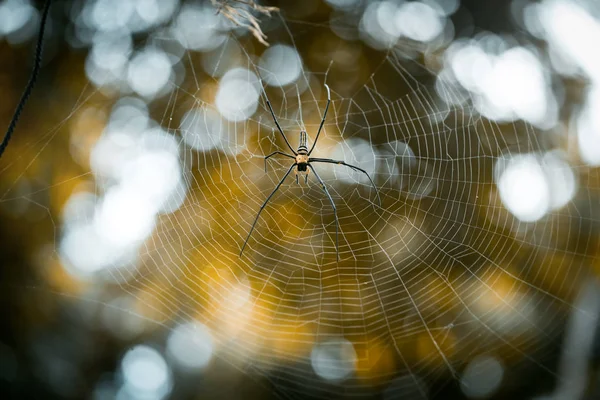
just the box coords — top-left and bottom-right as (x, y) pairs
(2, 0), (600, 399)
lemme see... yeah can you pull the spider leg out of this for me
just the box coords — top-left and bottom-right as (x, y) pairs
(264, 151), (295, 172)
(308, 164), (339, 261)
(310, 158), (382, 207)
(307, 84), (331, 156)
(240, 163), (297, 257)
(265, 99), (297, 155)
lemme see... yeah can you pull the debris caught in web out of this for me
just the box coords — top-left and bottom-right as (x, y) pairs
(212, 0), (279, 46)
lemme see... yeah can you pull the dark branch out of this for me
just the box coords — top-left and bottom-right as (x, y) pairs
(0, 0), (52, 160)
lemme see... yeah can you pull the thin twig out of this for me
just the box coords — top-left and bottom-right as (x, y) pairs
(0, 0), (52, 160)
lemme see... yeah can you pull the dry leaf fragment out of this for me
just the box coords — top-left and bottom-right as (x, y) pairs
(212, 0), (279, 46)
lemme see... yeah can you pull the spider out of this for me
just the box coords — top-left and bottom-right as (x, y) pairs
(240, 84), (381, 260)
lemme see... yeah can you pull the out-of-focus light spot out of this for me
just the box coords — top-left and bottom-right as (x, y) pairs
(577, 85), (600, 166)
(216, 80), (258, 120)
(73, 108), (183, 279)
(121, 346), (172, 399)
(167, 322), (214, 370)
(86, 32), (133, 88)
(159, 179), (187, 214)
(331, 138), (377, 186)
(447, 41), (556, 127)
(120, 151), (182, 211)
(135, 0), (159, 23)
(377, 2), (402, 39)
(85, 60), (124, 90)
(360, 2), (401, 49)
(383, 374), (428, 399)
(448, 41), (491, 92)
(482, 47), (551, 126)
(523, 3), (544, 38)
(221, 67), (261, 87)
(94, 186), (156, 246)
(91, 0), (135, 32)
(90, 32), (132, 73)
(92, 107), (179, 185)
(111, 97), (150, 127)
(496, 153), (550, 222)
(311, 338), (357, 383)
(476, 32), (510, 55)
(435, 69), (469, 107)
(216, 68), (260, 122)
(62, 191), (97, 226)
(139, 126), (179, 155)
(538, 0), (600, 82)
(460, 355), (504, 398)
(127, 48), (172, 98)
(60, 225), (133, 278)
(91, 131), (141, 183)
(542, 150), (576, 210)
(0, 0), (34, 37)
(134, 0), (178, 28)
(259, 44), (303, 87)
(172, 4), (228, 52)
(395, 2), (444, 42)
(180, 108), (224, 152)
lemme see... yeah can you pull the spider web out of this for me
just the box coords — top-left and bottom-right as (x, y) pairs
(2, 1), (598, 399)
(135, 26), (571, 397)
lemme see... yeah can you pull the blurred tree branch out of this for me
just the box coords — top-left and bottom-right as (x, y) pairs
(212, 0), (279, 46)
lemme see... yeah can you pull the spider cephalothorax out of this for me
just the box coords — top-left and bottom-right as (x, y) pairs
(295, 131), (309, 172)
(240, 84), (381, 261)
(295, 153), (309, 171)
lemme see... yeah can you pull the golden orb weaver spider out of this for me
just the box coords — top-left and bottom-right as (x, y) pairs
(240, 84), (381, 260)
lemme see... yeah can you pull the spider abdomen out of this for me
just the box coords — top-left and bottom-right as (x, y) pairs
(298, 130), (309, 154)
